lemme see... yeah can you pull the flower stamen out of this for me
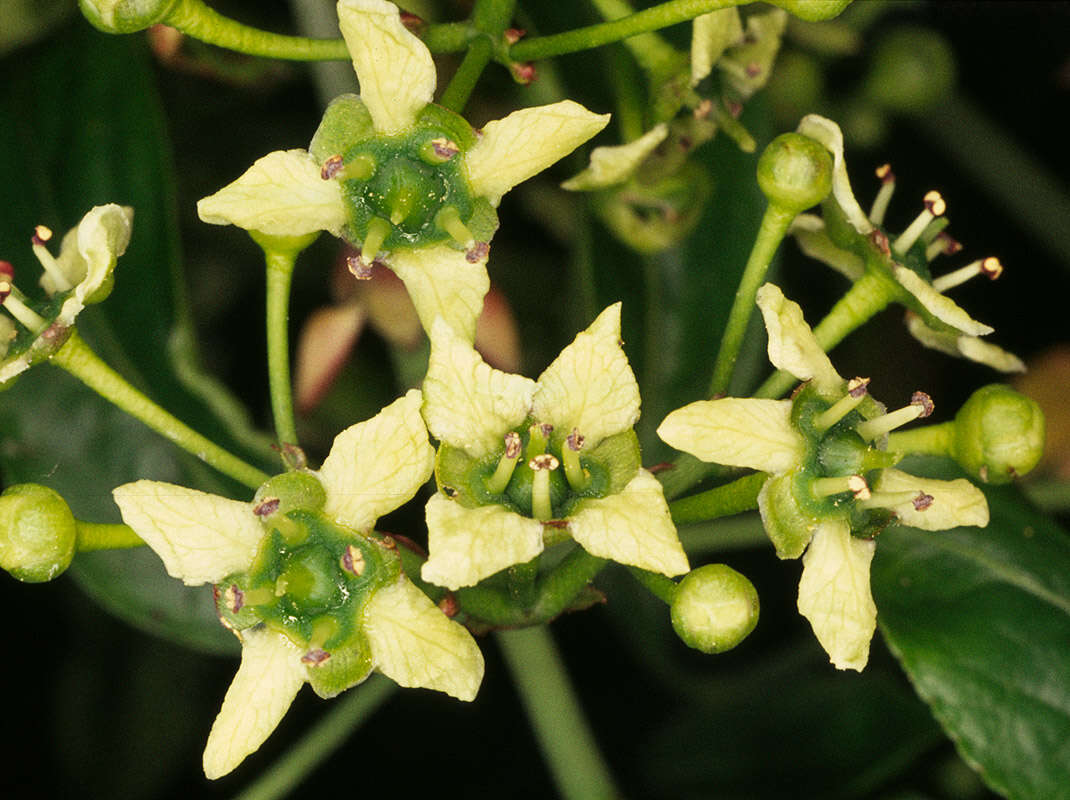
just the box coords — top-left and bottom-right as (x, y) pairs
(434, 206), (475, 248)
(931, 257), (1003, 293)
(925, 231), (963, 261)
(485, 431), (522, 494)
(811, 474), (870, 501)
(893, 190), (945, 255)
(529, 453), (559, 521)
(854, 391), (934, 441)
(31, 226), (75, 294)
(0, 273), (49, 334)
(356, 217), (393, 271)
(814, 377), (870, 432)
(525, 422), (553, 461)
(868, 164), (896, 226)
(561, 428), (589, 491)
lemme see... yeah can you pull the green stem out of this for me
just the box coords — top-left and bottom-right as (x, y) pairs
(164, 0), (469, 60)
(496, 626), (620, 800)
(754, 268), (897, 399)
(50, 330), (269, 490)
(264, 247), (300, 448)
(886, 420), (955, 457)
(627, 566), (678, 604)
(709, 204), (795, 397)
(510, 0), (743, 61)
(438, 35), (494, 113)
(75, 520), (144, 551)
(231, 676), (396, 800)
(669, 471), (767, 524)
(589, 0), (681, 77)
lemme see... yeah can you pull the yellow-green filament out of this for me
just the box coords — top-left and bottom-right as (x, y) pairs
(361, 217), (393, 263)
(530, 454), (558, 521)
(486, 433), (522, 494)
(811, 474), (869, 501)
(855, 404), (925, 441)
(435, 206), (474, 246)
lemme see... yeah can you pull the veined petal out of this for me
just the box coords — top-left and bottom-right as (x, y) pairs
(42, 204), (134, 298)
(789, 214), (865, 281)
(757, 283), (842, 397)
(796, 115), (873, 237)
(388, 244), (489, 344)
(465, 101), (611, 206)
(893, 267), (994, 336)
(112, 481), (262, 585)
(905, 313), (1025, 373)
(797, 520), (876, 671)
(690, 7), (744, 86)
(568, 469), (689, 577)
(657, 397), (804, 472)
(422, 495), (544, 590)
(337, 0), (435, 134)
(197, 150), (347, 237)
(561, 124), (668, 191)
(319, 389), (434, 532)
(363, 575), (485, 700)
(875, 468), (989, 530)
(202, 628), (306, 779)
(532, 303), (640, 449)
(422, 318), (537, 458)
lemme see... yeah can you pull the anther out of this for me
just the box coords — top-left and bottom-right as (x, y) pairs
(340, 544), (366, 577)
(420, 137), (460, 164)
(529, 453), (560, 522)
(854, 392), (934, 441)
(485, 431), (523, 495)
(912, 492), (934, 511)
(868, 229), (891, 257)
(346, 253), (374, 280)
(32, 225), (52, 245)
(465, 241), (489, 264)
(925, 231), (962, 261)
(31, 227), (74, 294)
(931, 257), (1002, 292)
(224, 584), (244, 613)
(525, 422), (553, 461)
(813, 377), (870, 432)
(893, 190), (945, 255)
(253, 497), (280, 517)
(561, 428), (589, 492)
(811, 474), (870, 501)
(320, 154), (345, 180)
(301, 648), (330, 666)
(868, 164), (896, 225)
(504, 28), (526, 44)
(510, 62), (537, 84)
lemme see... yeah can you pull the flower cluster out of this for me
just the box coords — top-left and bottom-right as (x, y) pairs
(659, 283), (988, 670)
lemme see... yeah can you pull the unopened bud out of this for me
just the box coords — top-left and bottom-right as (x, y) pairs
(0, 484), (77, 582)
(952, 384), (1045, 484)
(757, 132), (833, 215)
(671, 564), (760, 654)
(79, 0), (181, 34)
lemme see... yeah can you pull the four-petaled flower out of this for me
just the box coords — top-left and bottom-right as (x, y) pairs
(113, 391), (484, 778)
(197, 0), (608, 342)
(658, 283), (988, 670)
(419, 303), (689, 591)
(790, 114), (1023, 373)
(1, 204), (132, 384)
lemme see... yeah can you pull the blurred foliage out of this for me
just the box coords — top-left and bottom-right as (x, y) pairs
(0, 1), (1068, 798)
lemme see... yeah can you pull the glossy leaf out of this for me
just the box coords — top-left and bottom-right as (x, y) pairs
(873, 485), (1070, 800)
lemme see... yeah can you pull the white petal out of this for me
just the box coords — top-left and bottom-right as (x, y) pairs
(561, 124), (668, 191)
(43, 204), (133, 300)
(363, 576), (485, 700)
(202, 628), (306, 779)
(387, 244), (489, 344)
(112, 481), (262, 585)
(657, 397), (805, 472)
(465, 101), (611, 205)
(197, 150), (347, 237)
(422, 318), (537, 458)
(691, 7), (744, 85)
(422, 494), (545, 590)
(319, 389), (435, 531)
(875, 468), (989, 530)
(532, 303), (640, 449)
(757, 283), (842, 397)
(893, 267), (994, 336)
(796, 115), (873, 237)
(568, 469), (689, 577)
(337, 0), (435, 134)
(904, 313), (1025, 372)
(797, 520), (876, 671)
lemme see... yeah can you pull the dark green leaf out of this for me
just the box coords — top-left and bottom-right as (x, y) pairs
(873, 486), (1070, 800)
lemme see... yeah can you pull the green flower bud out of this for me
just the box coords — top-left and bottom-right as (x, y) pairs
(253, 471), (328, 517)
(671, 564), (759, 654)
(78, 0), (180, 34)
(863, 27), (956, 115)
(757, 132), (833, 215)
(952, 384), (1045, 484)
(766, 0), (853, 22)
(0, 484), (77, 582)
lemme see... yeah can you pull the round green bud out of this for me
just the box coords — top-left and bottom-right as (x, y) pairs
(863, 27), (956, 114)
(757, 132), (833, 215)
(253, 471), (328, 518)
(671, 564), (760, 654)
(952, 384), (1045, 484)
(766, 0), (853, 22)
(0, 484), (77, 582)
(79, 0), (181, 34)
